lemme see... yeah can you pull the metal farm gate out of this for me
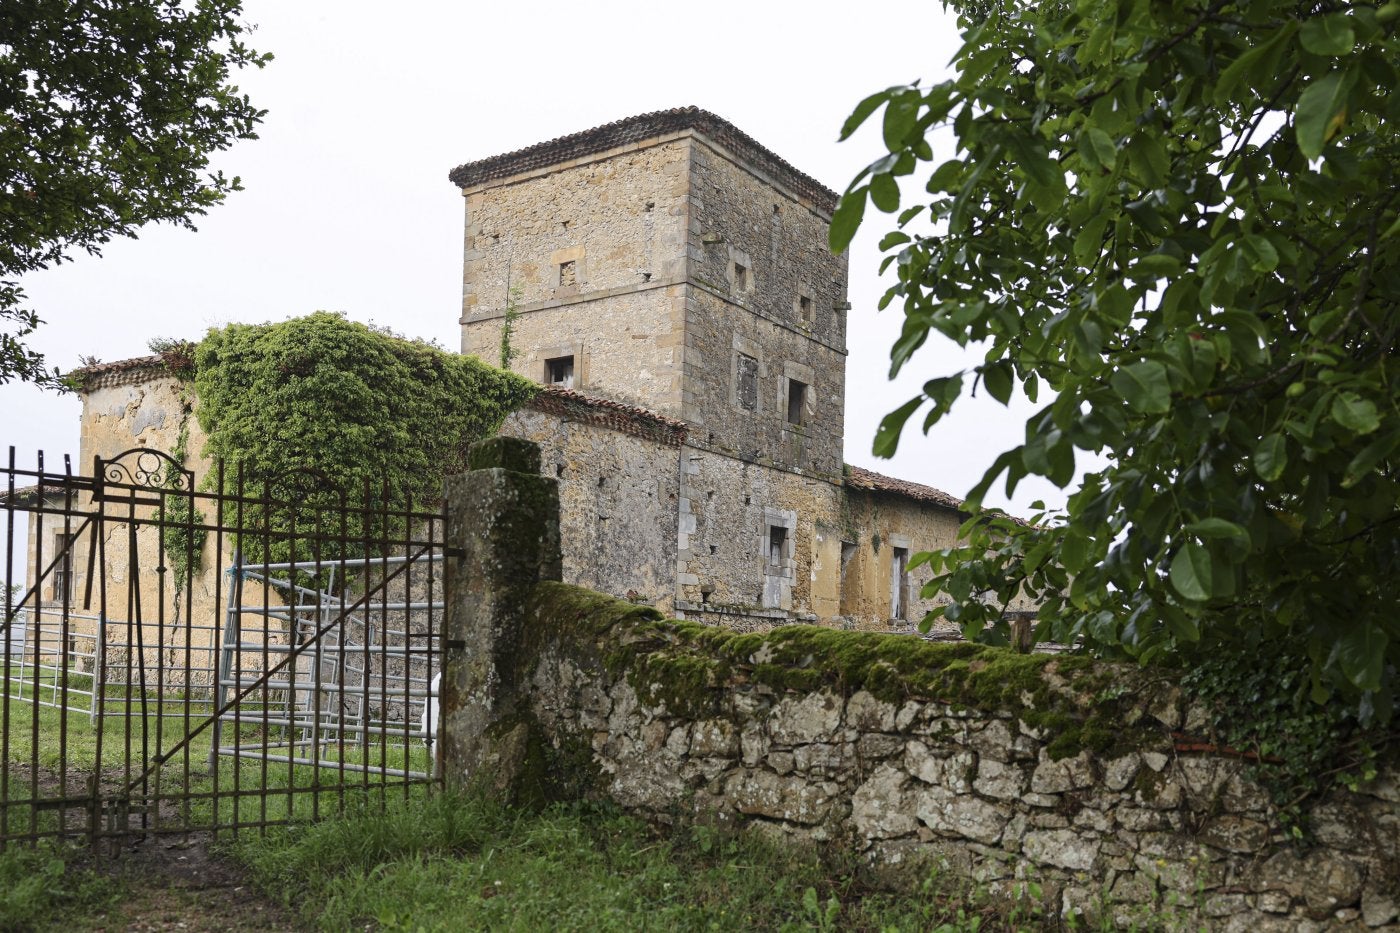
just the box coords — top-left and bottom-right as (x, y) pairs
(1, 446), (446, 847)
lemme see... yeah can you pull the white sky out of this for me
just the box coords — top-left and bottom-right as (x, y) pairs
(0, 0), (1068, 516)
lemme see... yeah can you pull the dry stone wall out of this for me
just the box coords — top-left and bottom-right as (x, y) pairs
(461, 582), (1400, 931)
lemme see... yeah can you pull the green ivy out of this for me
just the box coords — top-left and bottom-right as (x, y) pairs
(190, 312), (538, 567)
(1181, 645), (1396, 839)
(160, 394), (206, 593)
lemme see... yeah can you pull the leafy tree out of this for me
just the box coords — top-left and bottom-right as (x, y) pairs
(833, 1), (1400, 716)
(0, 0), (269, 387)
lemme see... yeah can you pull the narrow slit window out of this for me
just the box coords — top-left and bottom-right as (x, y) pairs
(546, 355), (575, 388)
(891, 546), (909, 620)
(786, 378), (807, 426)
(768, 525), (787, 567)
(52, 532), (75, 603)
(733, 262), (748, 291)
(799, 295), (813, 323)
(559, 260), (577, 287)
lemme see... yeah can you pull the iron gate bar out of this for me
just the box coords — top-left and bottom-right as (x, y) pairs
(119, 541), (437, 799)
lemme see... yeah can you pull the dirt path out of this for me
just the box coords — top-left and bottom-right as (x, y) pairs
(66, 836), (297, 933)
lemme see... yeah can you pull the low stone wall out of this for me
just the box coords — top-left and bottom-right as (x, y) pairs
(440, 439), (1399, 931)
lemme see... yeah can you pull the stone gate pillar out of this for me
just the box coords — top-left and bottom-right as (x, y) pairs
(439, 436), (560, 799)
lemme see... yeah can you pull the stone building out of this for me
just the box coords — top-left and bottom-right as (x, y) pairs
(33, 108), (1008, 634)
(451, 107), (986, 630)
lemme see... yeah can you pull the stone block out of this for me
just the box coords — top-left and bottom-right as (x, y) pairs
(973, 758), (1029, 800)
(906, 741), (976, 793)
(725, 770), (837, 825)
(768, 692), (843, 745)
(1030, 749), (1096, 794)
(1024, 828), (1100, 871)
(851, 764), (918, 840)
(914, 785), (1008, 846)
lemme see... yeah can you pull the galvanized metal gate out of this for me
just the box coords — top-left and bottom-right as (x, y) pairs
(2, 446), (446, 847)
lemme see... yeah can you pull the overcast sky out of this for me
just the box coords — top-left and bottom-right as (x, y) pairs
(1, 0), (1067, 515)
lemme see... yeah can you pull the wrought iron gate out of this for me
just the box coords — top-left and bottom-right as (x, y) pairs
(2, 446), (446, 847)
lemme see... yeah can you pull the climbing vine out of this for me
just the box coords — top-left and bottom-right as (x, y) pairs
(160, 390), (206, 593)
(185, 312), (537, 566)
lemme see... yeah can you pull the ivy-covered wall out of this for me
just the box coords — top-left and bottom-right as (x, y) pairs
(458, 577), (1400, 929)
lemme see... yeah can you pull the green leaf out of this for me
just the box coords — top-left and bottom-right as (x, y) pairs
(840, 91), (890, 141)
(870, 173), (900, 213)
(1254, 434), (1288, 481)
(1110, 361), (1171, 414)
(1335, 624), (1386, 691)
(873, 396), (923, 458)
(1300, 14), (1355, 56)
(1342, 429), (1400, 487)
(1295, 71), (1351, 159)
(1240, 235), (1279, 273)
(1169, 541), (1213, 602)
(1079, 126), (1117, 171)
(1331, 392), (1380, 435)
(1187, 518), (1250, 548)
(828, 186), (868, 253)
(982, 360), (1013, 405)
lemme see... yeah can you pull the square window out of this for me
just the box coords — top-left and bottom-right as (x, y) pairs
(736, 353), (759, 412)
(786, 378), (808, 426)
(546, 355), (575, 388)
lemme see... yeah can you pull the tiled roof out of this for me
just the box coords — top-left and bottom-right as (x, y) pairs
(844, 465), (967, 512)
(526, 385), (688, 447)
(66, 355), (167, 391)
(448, 107), (839, 212)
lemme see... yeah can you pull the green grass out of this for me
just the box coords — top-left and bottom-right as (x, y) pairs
(3, 690), (434, 841)
(226, 792), (1048, 932)
(0, 841), (122, 933)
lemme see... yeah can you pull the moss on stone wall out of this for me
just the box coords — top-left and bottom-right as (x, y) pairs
(527, 580), (1164, 757)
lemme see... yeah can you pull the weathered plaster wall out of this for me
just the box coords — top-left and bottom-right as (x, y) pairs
(459, 138), (692, 415)
(499, 405), (680, 615)
(839, 489), (966, 629)
(487, 583), (1400, 931)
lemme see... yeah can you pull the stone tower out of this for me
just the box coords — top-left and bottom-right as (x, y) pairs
(450, 107), (849, 478)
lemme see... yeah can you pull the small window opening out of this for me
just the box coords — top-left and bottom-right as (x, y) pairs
(744, 495), (751, 506)
(891, 546), (910, 620)
(559, 261), (577, 288)
(709, 544), (718, 555)
(786, 379), (808, 426)
(645, 200), (655, 211)
(799, 295), (813, 323)
(733, 262), (749, 291)
(737, 353), (759, 412)
(597, 476), (606, 488)
(840, 541), (857, 580)
(52, 533), (75, 603)
(641, 271), (652, 282)
(546, 355), (575, 388)
(768, 526), (787, 568)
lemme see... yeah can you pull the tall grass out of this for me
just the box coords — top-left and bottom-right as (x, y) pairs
(228, 793), (1047, 932)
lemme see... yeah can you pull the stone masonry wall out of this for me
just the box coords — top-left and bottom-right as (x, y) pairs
(681, 138), (847, 477)
(478, 583), (1400, 931)
(459, 138), (692, 416)
(499, 405), (681, 616)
